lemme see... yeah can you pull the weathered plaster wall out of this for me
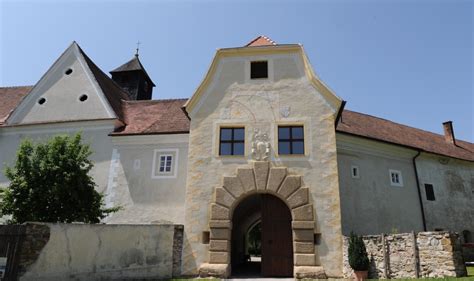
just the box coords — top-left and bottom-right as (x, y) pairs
(18, 223), (183, 281)
(105, 134), (189, 224)
(342, 232), (466, 279)
(415, 154), (474, 234)
(336, 134), (424, 235)
(183, 51), (343, 277)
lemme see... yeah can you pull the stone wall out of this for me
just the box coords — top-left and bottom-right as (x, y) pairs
(343, 231), (467, 279)
(0, 223), (184, 281)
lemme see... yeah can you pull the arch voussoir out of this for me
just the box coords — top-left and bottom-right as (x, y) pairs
(215, 187), (235, 208)
(287, 187), (309, 209)
(292, 204), (315, 221)
(210, 203), (230, 220)
(237, 168), (256, 192)
(223, 176), (244, 198)
(278, 175), (302, 198)
(266, 167), (287, 192)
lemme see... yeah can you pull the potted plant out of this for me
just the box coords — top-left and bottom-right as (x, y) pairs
(348, 232), (370, 281)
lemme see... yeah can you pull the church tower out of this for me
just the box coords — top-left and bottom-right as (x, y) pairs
(110, 53), (155, 100)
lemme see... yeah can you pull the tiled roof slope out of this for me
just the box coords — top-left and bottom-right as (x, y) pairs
(337, 110), (474, 162)
(77, 45), (130, 121)
(0, 86), (33, 124)
(111, 98), (189, 135)
(246, 35), (277, 47)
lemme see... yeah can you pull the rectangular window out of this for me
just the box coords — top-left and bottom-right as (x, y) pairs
(159, 155), (173, 173)
(152, 149), (179, 178)
(219, 127), (245, 156)
(278, 126), (304, 155)
(389, 169), (403, 187)
(351, 165), (360, 179)
(250, 61), (268, 79)
(425, 184), (435, 201)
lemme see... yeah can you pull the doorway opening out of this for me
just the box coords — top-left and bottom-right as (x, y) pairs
(231, 193), (293, 277)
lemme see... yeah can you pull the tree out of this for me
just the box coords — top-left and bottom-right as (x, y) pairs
(0, 133), (119, 224)
(348, 232), (370, 271)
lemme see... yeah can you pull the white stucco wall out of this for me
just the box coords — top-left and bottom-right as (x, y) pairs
(183, 50), (343, 277)
(105, 134), (189, 224)
(336, 133), (425, 235)
(416, 153), (474, 235)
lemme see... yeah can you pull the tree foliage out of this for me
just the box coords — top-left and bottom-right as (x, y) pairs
(0, 133), (119, 224)
(348, 232), (370, 271)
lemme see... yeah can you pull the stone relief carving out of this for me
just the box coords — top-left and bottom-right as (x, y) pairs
(251, 128), (270, 161)
(280, 105), (291, 118)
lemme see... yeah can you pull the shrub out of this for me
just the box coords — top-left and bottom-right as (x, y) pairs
(348, 232), (369, 271)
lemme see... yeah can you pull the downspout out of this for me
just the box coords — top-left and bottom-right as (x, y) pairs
(412, 151), (427, 231)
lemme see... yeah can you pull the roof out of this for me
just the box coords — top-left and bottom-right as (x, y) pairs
(337, 110), (474, 162)
(0, 86), (33, 124)
(245, 35), (277, 47)
(110, 55), (156, 86)
(77, 44), (131, 121)
(111, 98), (189, 136)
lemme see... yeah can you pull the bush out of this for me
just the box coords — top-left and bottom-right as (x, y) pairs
(0, 133), (119, 224)
(348, 232), (369, 271)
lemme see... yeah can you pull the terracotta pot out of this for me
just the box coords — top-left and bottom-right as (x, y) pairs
(353, 270), (368, 281)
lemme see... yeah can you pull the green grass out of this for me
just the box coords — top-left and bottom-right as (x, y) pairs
(467, 266), (474, 277)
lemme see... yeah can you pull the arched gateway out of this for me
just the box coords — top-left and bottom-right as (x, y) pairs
(199, 161), (327, 278)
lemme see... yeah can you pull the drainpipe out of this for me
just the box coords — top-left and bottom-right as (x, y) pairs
(412, 151), (427, 231)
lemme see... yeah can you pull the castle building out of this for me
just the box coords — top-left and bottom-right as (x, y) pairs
(0, 36), (472, 278)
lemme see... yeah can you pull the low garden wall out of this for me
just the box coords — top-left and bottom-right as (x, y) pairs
(343, 231), (466, 279)
(0, 222), (183, 281)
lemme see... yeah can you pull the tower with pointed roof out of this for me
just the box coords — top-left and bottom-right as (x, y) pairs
(110, 54), (156, 100)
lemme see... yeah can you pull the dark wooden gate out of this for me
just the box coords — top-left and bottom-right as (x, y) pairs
(261, 195), (293, 277)
(0, 225), (26, 281)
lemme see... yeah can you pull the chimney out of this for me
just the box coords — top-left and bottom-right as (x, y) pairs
(442, 121), (456, 145)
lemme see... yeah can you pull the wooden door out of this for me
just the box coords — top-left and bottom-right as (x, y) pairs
(261, 195), (293, 277)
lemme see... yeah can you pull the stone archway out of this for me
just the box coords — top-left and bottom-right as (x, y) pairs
(199, 161), (326, 278)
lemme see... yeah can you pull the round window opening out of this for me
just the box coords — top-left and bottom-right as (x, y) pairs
(79, 94), (88, 102)
(65, 68), (73, 75)
(38, 97), (46, 105)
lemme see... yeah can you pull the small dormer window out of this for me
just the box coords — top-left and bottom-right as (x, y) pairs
(251, 61), (268, 79)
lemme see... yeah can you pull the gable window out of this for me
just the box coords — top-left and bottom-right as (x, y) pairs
(250, 61), (268, 79)
(389, 169), (403, 187)
(152, 149), (179, 178)
(219, 127), (245, 156)
(425, 184), (435, 201)
(278, 126), (304, 155)
(351, 165), (360, 179)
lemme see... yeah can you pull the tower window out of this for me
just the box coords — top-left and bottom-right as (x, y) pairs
(37, 97), (46, 105)
(250, 61), (268, 79)
(79, 94), (88, 102)
(351, 166), (360, 179)
(65, 68), (73, 75)
(425, 184), (435, 201)
(278, 126), (304, 155)
(219, 127), (245, 156)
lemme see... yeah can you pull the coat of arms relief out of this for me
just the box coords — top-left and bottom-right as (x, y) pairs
(251, 128), (270, 161)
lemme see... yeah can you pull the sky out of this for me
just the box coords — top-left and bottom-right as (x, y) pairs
(1, 0), (473, 141)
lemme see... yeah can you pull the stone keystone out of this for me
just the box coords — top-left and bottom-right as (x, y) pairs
(254, 161), (269, 190)
(215, 187), (235, 208)
(210, 203), (230, 220)
(287, 187), (309, 209)
(266, 167), (287, 192)
(237, 168), (256, 192)
(223, 176), (244, 198)
(278, 175), (301, 198)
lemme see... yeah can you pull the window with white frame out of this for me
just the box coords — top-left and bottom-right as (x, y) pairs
(152, 149), (178, 178)
(389, 169), (403, 187)
(351, 165), (360, 179)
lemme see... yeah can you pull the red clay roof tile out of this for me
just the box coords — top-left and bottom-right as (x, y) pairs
(246, 35), (277, 47)
(0, 86), (33, 124)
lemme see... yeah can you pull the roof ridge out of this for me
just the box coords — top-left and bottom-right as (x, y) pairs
(343, 109), (474, 146)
